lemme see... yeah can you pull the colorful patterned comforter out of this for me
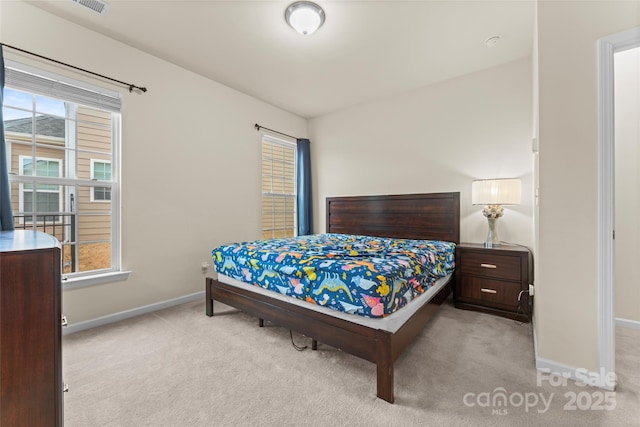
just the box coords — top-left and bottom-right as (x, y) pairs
(212, 234), (455, 318)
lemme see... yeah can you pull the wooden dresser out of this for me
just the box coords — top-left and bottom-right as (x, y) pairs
(454, 242), (533, 322)
(0, 230), (63, 426)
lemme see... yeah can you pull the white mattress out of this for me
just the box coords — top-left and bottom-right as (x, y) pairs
(216, 272), (453, 333)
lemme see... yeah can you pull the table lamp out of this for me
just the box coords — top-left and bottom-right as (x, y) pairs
(472, 178), (521, 247)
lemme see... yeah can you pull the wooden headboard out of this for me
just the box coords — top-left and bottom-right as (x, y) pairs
(326, 192), (460, 243)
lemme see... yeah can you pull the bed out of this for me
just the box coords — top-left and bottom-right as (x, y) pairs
(205, 192), (460, 403)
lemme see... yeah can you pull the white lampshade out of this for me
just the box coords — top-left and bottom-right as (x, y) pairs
(285, 1), (325, 35)
(472, 178), (522, 206)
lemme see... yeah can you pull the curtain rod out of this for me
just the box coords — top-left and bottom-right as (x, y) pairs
(254, 123), (302, 141)
(1, 42), (147, 94)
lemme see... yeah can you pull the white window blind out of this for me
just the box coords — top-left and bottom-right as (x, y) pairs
(261, 135), (297, 239)
(4, 61), (121, 112)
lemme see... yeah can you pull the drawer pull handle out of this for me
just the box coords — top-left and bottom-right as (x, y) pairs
(481, 288), (497, 294)
(480, 263), (497, 269)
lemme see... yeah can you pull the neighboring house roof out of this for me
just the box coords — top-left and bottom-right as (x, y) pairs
(4, 115), (65, 138)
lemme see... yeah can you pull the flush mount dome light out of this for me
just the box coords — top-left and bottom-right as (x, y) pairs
(285, 1), (325, 35)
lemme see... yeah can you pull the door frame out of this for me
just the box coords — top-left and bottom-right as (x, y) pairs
(597, 26), (640, 390)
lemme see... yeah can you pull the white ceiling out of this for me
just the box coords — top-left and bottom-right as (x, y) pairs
(26, 0), (534, 119)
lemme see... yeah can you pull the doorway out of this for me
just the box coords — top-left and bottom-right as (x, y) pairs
(614, 46), (640, 327)
(598, 27), (640, 390)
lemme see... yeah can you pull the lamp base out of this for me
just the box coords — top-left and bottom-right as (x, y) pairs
(482, 206), (503, 248)
(484, 218), (501, 248)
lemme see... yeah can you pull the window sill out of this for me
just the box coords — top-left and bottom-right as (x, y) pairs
(62, 270), (131, 290)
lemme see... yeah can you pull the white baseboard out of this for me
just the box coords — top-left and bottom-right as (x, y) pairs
(535, 356), (616, 391)
(63, 291), (205, 336)
(533, 316), (615, 391)
(616, 317), (640, 329)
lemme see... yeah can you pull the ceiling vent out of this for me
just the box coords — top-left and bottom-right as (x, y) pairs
(71, 0), (110, 15)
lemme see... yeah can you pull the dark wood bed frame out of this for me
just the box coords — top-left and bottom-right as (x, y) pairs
(205, 192), (460, 403)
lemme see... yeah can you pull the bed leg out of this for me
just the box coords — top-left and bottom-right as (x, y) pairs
(376, 363), (394, 403)
(376, 333), (394, 403)
(258, 318), (264, 327)
(312, 339), (318, 350)
(205, 278), (214, 317)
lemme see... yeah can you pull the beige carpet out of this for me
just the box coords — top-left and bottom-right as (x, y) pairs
(62, 298), (640, 426)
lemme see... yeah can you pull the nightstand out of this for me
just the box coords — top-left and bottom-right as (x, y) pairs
(454, 243), (533, 322)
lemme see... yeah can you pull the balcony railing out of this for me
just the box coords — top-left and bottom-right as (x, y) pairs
(12, 213), (77, 273)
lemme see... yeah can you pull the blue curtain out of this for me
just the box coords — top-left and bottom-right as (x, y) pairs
(0, 46), (14, 231)
(296, 138), (312, 235)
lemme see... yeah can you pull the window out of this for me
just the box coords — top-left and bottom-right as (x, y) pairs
(3, 60), (124, 283)
(91, 159), (112, 201)
(19, 156), (62, 223)
(261, 135), (296, 239)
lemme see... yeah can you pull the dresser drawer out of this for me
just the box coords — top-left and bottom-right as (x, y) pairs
(460, 252), (521, 281)
(458, 277), (522, 309)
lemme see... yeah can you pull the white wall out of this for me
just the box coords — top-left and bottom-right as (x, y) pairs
(309, 58), (534, 248)
(1, 1), (307, 324)
(615, 47), (640, 323)
(537, 1), (640, 372)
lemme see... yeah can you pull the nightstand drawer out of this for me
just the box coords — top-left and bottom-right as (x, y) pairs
(460, 252), (521, 281)
(458, 277), (522, 309)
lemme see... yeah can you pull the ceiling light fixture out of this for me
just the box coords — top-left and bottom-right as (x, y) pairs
(285, 1), (325, 36)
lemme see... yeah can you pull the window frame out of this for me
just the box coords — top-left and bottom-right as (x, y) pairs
(90, 159), (112, 202)
(261, 134), (297, 239)
(4, 60), (128, 287)
(18, 155), (64, 225)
